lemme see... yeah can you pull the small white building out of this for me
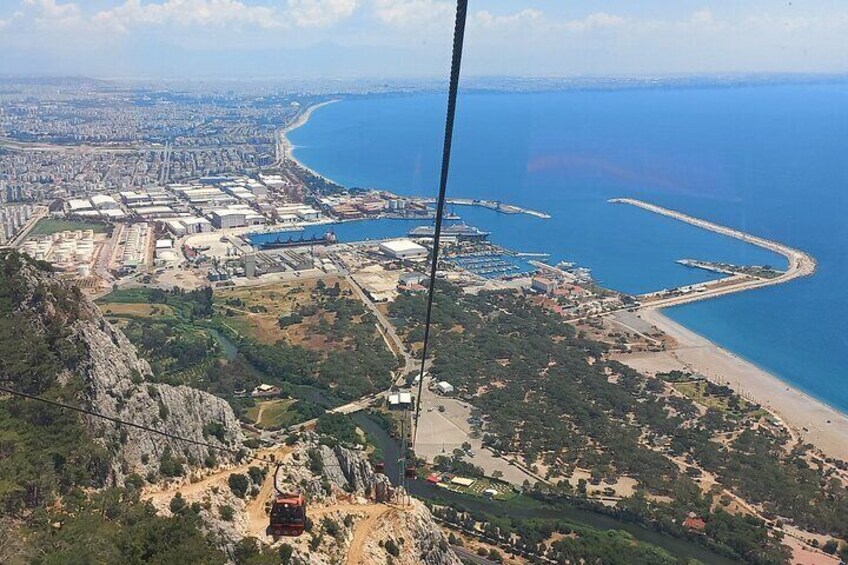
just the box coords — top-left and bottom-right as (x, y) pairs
(379, 239), (428, 260)
(436, 381), (454, 395)
(450, 477), (475, 487)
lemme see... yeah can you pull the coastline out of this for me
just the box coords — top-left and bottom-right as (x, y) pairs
(279, 96), (847, 463)
(621, 309), (848, 461)
(278, 99), (340, 182)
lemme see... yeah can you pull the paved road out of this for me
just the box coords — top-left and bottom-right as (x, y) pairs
(344, 273), (417, 380)
(7, 207), (48, 248)
(451, 545), (501, 565)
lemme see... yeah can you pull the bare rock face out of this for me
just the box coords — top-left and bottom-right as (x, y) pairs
(10, 259), (243, 483)
(269, 436), (459, 565)
(358, 498), (464, 565)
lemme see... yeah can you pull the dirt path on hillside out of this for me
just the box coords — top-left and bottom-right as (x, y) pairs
(144, 446), (292, 510)
(344, 505), (394, 565)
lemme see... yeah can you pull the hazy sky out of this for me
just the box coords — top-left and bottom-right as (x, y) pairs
(2, 0), (848, 78)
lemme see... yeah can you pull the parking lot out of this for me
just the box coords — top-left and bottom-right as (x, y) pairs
(414, 377), (536, 486)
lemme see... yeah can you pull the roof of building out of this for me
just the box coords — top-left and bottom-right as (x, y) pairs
(450, 477), (475, 487)
(380, 239), (427, 254)
(68, 199), (93, 210)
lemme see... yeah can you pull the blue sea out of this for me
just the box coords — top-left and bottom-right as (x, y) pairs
(286, 84), (848, 414)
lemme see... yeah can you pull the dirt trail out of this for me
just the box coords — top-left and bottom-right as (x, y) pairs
(343, 505), (394, 565)
(245, 448), (296, 537)
(144, 446), (292, 510)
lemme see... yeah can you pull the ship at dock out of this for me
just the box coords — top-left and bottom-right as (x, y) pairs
(257, 230), (337, 250)
(408, 222), (490, 241)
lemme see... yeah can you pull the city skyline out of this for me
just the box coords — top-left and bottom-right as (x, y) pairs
(2, 0), (848, 78)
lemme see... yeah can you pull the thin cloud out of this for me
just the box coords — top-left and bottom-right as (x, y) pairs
(286, 0), (358, 28)
(93, 0), (282, 32)
(374, 0), (452, 27)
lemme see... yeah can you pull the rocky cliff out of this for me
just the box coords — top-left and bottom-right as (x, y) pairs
(148, 432), (460, 565)
(270, 434), (462, 565)
(4, 254), (244, 483)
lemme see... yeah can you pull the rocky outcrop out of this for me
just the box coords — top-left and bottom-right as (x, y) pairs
(267, 435), (460, 565)
(359, 499), (463, 565)
(75, 314), (243, 482)
(7, 257), (243, 483)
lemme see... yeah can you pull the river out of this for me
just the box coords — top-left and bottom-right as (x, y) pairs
(351, 412), (738, 564)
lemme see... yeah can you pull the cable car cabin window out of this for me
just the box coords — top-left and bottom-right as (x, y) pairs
(270, 500), (305, 524)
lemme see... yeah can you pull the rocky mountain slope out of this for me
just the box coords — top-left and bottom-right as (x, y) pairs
(1, 252), (244, 484)
(148, 432), (461, 565)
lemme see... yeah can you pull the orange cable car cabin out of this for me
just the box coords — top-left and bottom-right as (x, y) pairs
(268, 493), (306, 537)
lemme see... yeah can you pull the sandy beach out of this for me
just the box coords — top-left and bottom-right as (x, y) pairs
(618, 309), (848, 461)
(277, 99), (339, 178)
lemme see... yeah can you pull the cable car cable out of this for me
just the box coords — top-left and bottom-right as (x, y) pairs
(412, 0), (469, 446)
(0, 384), (349, 471)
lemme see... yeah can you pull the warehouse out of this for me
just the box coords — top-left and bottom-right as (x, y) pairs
(90, 194), (119, 210)
(379, 239), (428, 260)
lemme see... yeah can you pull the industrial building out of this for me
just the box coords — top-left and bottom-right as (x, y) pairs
(399, 272), (428, 287)
(90, 194), (119, 210)
(379, 239), (428, 260)
(209, 206), (265, 229)
(67, 199), (94, 214)
(531, 276), (557, 295)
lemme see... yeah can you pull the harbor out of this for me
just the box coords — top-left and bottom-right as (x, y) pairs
(611, 198), (817, 310)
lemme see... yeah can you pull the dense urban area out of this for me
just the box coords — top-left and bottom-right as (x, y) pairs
(1, 76), (846, 565)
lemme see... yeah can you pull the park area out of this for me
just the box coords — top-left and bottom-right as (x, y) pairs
(245, 399), (299, 429)
(439, 476), (518, 501)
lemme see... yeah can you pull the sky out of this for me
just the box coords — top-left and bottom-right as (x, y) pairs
(1, 0), (848, 78)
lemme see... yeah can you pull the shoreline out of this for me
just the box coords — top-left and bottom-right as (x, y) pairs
(277, 102), (846, 462)
(278, 99), (340, 183)
(624, 309), (848, 461)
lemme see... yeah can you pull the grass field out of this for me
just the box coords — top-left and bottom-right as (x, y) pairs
(215, 278), (348, 347)
(96, 288), (156, 304)
(29, 218), (109, 237)
(675, 380), (752, 413)
(246, 399), (298, 429)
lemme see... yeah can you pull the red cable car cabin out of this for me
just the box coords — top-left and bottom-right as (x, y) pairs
(268, 494), (306, 537)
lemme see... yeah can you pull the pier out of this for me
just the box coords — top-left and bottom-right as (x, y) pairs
(418, 197), (551, 219)
(610, 198), (817, 309)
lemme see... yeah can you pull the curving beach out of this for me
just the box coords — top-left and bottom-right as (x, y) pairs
(276, 99), (339, 174)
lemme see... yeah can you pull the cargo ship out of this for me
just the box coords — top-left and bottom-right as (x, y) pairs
(408, 222), (490, 241)
(258, 230), (337, 250)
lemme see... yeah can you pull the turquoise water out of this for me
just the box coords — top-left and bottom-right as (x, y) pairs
(289, 85), (848, 413)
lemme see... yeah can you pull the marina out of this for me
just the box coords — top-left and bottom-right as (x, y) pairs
(444, 249), (539, 280)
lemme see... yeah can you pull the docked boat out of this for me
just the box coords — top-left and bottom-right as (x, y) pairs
(408, 222), (490, 241)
